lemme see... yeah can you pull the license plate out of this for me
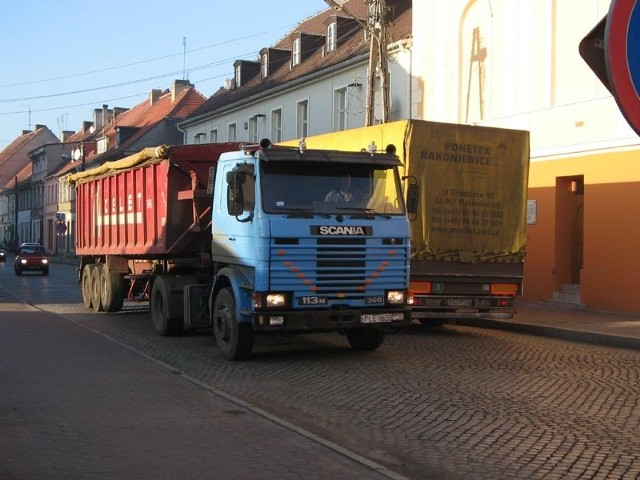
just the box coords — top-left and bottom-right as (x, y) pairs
(361, 313), (407, 324)
(445, 298), (473, 307)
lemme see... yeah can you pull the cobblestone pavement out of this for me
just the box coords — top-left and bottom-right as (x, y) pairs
(2, 262), (640, 479)
(0, 301), (405, 480)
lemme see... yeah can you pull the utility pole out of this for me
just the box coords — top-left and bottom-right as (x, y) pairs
(325, 0), (390, 126)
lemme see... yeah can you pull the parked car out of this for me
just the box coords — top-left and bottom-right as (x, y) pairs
(14, 243), (49, 275)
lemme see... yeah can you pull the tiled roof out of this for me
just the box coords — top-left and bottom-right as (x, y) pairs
(187, 0), (411, 122)
(0, 126), (59, 189)
(69, 84), (205, 170)
(86, 85), (206, 165)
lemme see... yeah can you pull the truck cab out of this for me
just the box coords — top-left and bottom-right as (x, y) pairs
(208, 141), (412, 359)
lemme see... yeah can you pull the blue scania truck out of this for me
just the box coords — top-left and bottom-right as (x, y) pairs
(71, 141), (413, 360)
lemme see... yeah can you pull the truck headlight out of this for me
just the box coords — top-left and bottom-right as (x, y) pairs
(266, 293), (287, 308)
(386, 290), (405, 304)
(253, 292), (289, 309)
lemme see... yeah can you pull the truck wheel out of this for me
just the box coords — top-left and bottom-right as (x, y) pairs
(100, 269), (125, 313)
(81, 265), (94, 309)
(346, 328), (385, 351)
(213, 288), (254, 360)
(90, 266), (104, 312)
(150, 276), (183, 336)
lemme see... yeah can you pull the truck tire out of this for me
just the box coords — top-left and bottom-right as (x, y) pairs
(90, 266), (104, 312)
(81, 265), (94, 309)
(346, 328), (385, 351)
(213, 288), (254, 360)
(150, 276), (183, 336)
(100, 269), (125, 313)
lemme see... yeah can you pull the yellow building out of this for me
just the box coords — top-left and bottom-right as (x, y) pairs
(412, 0), (640, 313)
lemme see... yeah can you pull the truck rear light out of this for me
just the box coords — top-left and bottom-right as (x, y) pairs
(410, 281), (431, 294)
(494, 297), (514, 308)
(490, 283), (518, 295)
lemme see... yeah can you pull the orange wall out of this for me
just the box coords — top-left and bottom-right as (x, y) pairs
(524, 148), (640, 313)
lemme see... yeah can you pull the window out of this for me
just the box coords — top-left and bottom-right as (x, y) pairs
(292, 38), (301, 66)
(97, 137), (108, 154)
(235, 65), (241, 87)
(194, 133), (206, 144)
(271, 109), (282, 143)
(228, 123), (237, 141)
(297, 100), (309, 138)
(248, 117), (258, 143)
(334, 87), (348, 131)
(327, 23), (337, 52)
(261, 54), (268, 78)
(209, 129), (218, 143)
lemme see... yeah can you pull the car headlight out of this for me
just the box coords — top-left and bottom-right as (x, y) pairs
(42, 259), (49, 264)
(20, 259), (27, 265)
(386, 290), (406, 304)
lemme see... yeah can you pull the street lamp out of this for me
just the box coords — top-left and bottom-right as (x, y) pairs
(324, 0), (391, 126)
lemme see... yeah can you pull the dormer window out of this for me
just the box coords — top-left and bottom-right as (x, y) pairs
(326, 22), (337, 52)
(261, 54), (268, 78)
(235, 65), (242, 87)
(292, 38), (301, 67)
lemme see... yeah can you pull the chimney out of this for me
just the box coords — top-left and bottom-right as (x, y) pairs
(22, 130), (31, 136)
(149, 89), (162, 105)
(93, 108), (103, 130)
(171, 79), (192, 102)
(60, 131), (75, 142)
(113, 107), (128, 117)
(34, 124), (46, 131)
(82, 121), (93, 132)
(102, 104), (111, 128)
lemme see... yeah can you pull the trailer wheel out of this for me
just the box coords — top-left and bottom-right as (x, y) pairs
(150, 276), (183, 336)
(81, 265), (94, 309)
(90, 266), (104, 312)
(100, 269), (125, 313)
(346, 328), (385, 351)
(213, 288), (254, 360)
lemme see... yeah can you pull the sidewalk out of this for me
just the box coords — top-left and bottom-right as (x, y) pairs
(457, 301), (640, 351)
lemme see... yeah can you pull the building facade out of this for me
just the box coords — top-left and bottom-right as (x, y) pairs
(413, 0), (640, 313)
(180, 0), (412, 144)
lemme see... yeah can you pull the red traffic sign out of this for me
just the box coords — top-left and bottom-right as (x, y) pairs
(580, 0), (640, 135)
(606, 0), (640, 135)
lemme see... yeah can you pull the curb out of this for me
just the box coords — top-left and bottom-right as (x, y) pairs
(455, 317), (640, 351)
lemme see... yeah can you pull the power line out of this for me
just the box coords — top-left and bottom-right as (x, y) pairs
(0, 24), (298, 90)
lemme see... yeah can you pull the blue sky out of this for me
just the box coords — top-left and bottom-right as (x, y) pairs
(0, 1), (326, 149)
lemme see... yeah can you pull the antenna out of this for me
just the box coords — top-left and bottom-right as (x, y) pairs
(24, 105), (31, 127)
(182, 36), (187, 80)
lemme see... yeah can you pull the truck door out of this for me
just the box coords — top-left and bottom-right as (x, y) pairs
(211, 162), (256, 266)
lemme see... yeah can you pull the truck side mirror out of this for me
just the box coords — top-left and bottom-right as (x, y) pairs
(406, 183), (419, 216)
(226, 171), (246, 216)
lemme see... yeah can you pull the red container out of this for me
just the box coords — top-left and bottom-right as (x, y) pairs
(74, 143), (240, 257)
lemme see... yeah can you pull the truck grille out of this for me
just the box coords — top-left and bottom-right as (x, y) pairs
(270, 236), (407, 305)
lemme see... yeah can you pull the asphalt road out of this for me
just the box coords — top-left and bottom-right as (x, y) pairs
(1, 260), (639, 479)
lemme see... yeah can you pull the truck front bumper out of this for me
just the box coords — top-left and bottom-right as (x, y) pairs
(252, 308), (410, 333)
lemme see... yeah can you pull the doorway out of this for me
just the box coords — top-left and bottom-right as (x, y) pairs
(555, 176), (584, 287)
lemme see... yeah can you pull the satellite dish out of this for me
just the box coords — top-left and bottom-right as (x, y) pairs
(73, 148), (81, 161)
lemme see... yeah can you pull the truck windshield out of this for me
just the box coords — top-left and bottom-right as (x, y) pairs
(260, 161), (404, 215)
